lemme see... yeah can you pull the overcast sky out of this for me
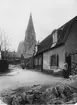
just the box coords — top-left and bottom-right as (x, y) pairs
(0, 0), (77, 51)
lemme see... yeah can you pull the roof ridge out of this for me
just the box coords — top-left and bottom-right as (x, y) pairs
(62, 16), (77, 43)
(59, 16), (77, 29)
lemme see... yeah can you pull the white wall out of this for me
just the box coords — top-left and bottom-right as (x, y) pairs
(43, 46), (65, 70)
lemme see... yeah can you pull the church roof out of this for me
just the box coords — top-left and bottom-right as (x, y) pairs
(26, 14), (35, 34)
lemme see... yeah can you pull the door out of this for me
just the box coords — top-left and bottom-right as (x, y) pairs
(65, 54), (71, 75)
(71, 53), (77, 75)
(38, 54), (43, 71)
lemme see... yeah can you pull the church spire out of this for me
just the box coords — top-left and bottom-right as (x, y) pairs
(26, 13), (35, 34)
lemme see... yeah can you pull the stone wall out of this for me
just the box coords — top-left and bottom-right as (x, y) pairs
(0, 60), (9, 73)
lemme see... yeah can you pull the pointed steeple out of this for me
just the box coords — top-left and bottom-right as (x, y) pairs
(24, 13), (36, 54)
(26, 13), (35, 34)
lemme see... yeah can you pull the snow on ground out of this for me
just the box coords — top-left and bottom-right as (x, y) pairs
(0, 65), (72, 93)
(0, 100), (7, 105)
(0, 65), (76, 105)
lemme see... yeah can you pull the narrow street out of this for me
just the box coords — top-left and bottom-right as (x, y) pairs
(0, 65), (70, 92)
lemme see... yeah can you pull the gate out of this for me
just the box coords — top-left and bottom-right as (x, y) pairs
(71, 53), (77, 75)
(66, 52), (77, 75)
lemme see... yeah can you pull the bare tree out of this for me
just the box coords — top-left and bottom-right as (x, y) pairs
(0, 28), (10, 59)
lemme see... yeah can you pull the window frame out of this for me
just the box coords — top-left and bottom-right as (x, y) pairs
(51, 30), (58, 47)
(53, 31), (57, 44)
(50, 54), (59, 67)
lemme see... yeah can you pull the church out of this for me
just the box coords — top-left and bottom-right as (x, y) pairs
(17, 14), (36, 58)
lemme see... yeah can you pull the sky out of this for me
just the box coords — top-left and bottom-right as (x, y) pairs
(0, 0), (77, 51)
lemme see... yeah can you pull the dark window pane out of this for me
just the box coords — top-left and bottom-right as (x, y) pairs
(50, 54), (59, 67)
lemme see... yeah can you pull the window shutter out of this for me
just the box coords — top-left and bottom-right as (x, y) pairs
(57, 54), (59, 67)
(50, 56), (52, 66)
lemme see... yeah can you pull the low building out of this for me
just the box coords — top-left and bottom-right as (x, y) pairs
(34, 16), (77, 75)
(34, 33), (53, 71)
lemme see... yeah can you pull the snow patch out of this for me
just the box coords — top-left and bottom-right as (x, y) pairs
(0, 100), (7, 105)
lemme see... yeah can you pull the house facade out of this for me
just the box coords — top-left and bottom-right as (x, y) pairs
(34, 33), (53, 71)
(34, 53), (43, 70)
(34, 16), (77, 75)
(43, 16), (77, 75)
(43, 45), (65, 71)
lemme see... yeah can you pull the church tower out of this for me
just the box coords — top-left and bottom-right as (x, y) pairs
(25, 14), (36, 39)
(24, 13), (36, 58)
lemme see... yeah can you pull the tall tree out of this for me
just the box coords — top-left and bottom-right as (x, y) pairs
(0, 28), (10, 59)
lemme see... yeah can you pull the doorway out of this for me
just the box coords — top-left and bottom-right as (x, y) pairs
(65, 53), (71, 75)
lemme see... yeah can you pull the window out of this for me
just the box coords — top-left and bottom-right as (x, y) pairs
(50, 54), (59, 66)
(34, 58), (38, 65)
(51, 30), (58, 47)
(35, 45), (38, 53)
(34, 45), (38, 55)
(38, 57), (42, 65)
(71, 54), (77, 64)
(53, 32), (57, 43)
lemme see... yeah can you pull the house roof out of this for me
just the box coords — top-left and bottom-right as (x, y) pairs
(37, 33), (53, 54)
(36, 16), (77, 54)
(56, 16), (77, 45)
